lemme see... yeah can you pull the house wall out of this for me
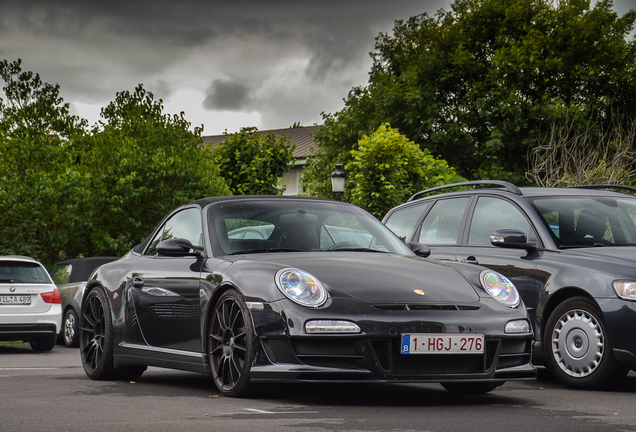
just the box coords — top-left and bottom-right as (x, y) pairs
(282, 166), (304, 195)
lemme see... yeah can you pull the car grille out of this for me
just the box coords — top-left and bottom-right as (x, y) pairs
(372, 304), (480, 311)
(264, 336), (530, 376)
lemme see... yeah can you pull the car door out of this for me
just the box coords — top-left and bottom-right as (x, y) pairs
(127, 207), (204, 353)
(411, 196), (472, 262)
(456, 195), (541, 322)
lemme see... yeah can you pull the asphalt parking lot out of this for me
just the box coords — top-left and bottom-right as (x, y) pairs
(2, 343), (636, 432)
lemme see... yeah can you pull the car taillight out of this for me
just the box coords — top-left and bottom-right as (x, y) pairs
(41, 288), (61, 304)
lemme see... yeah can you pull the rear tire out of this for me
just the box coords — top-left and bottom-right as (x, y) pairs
(29, 335), (57, 352)
(62, 309), (80, 347)
(441, 382), (501, 394)
(80, 287), (117, 380)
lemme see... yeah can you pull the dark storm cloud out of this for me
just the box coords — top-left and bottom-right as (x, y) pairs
(0, 0), (452, 131)
(0, 0), (435, 80)
(203, 79), (251, 111)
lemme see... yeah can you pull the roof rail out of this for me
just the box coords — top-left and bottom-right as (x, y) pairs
(570, 185), (636, 194)
(407, 180), (523, 202)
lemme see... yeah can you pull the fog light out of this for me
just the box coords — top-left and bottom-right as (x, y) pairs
(305, 320), (361, 334)
(505, 320), (531, 334)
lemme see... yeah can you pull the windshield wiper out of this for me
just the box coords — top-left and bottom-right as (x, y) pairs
(0, 278), (15, 283)
(327, 247), (387, 253)
(229, 248), (306, 255)
(559, 243), (606, 249)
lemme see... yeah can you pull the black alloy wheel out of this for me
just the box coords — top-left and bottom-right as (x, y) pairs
(441, 382), (501, 394)
(209, 290), (256, 397)
(80, 288), (146, 381)
(80, 288), (117, 379)
(545, 296), (628, 389)
(63, 309), (79, 347)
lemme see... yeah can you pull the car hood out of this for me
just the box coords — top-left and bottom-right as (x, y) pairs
(566, 246), (636, 265)
(228, 252), (481, 304)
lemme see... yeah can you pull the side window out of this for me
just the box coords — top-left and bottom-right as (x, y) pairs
(468, 197), (530, 245)
(51, 264), (72, 285)
(384, 203), (430, 241)
(418, 198), (470, 244)
(145, 208), (203, 256)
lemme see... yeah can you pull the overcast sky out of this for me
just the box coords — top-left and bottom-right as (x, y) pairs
(1, 0), (635, 136)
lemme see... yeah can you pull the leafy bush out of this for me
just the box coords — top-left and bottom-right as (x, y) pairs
(347, 124), (464, 218)
(211, 127), (295, 195)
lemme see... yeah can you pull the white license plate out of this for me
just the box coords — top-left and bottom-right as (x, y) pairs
(0, 295), (31, 305)
(401, 333), (484, 354)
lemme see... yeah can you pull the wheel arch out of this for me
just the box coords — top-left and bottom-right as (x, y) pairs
(540, 287), (600, 341)
(203, 282), (253, 352)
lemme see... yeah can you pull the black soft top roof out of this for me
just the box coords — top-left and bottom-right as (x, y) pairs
(53, 257), (119, 283)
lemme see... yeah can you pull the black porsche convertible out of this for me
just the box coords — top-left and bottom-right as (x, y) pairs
(80, 196), (535, 397)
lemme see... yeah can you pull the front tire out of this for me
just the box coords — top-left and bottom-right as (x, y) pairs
(544, 296), (628, 389)
(63, 309), (80, 347)
(208, 290), (256, 397)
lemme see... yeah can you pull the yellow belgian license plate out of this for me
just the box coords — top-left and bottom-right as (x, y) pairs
(0, 295), (31, 305)
(401, 333), (484, 354)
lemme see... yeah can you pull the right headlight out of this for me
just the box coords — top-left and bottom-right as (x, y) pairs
(480, 270), (520, 308)
(275, 268), (328, 307)
(613, 281), (636, 301)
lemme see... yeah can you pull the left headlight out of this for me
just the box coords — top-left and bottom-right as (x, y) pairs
(613, 281), (636, 301)
(480, 270), (520, 308)
(275, 268), (328, 307)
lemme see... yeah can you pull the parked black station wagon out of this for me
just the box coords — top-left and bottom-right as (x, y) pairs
(383, 181), (636, 389)
(80, 195), (535, 396)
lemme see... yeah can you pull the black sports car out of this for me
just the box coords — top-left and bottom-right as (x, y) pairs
(80, 196), (535, 396)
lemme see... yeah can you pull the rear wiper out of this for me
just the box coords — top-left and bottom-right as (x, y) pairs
(0, 278), (15, 283)
(229, 248), (306, 255)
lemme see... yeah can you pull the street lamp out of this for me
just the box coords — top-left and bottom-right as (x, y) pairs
(331, 164), (346, 194)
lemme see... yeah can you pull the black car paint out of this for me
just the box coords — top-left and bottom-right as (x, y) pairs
(83, 196), (535, 388)
(383, 187), (636, 369)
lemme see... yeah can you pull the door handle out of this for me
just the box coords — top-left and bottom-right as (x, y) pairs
(132, 276), (144, 289)
(461, 256), (479, 265)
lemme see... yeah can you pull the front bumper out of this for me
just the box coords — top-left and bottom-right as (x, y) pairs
(249, 298), (536, 383)
(598, 298), (636, 368)
(251, 334), (535, 383)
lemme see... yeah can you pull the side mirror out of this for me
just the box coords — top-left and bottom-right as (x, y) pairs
(407, 242), (431, 258)
(490, 229), (538, 250)
(156, 238), (204, 257)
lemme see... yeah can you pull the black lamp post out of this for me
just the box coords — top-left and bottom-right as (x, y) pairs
(331, 164), (346, 194)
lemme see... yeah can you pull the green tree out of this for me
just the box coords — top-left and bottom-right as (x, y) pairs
(304, 0), (636, 188)
(347, 124), (464, 218)
(0, 59), (88, 263)
(0, 62), (230, 263)
(78, 85), (230, 256)
(211, 127), (295, 195)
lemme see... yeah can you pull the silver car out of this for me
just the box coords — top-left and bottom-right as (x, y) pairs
(50, 257), (119, 347)
(0, 256), (62, 351)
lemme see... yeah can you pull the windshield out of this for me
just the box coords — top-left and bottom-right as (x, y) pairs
(530, 196), (636, 248)
(208, 199), (413, 256)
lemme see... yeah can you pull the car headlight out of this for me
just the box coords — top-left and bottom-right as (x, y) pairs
(480, 270), (520, 308)
(275, 268), (328, 307)
(613, 281), (636, 301)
